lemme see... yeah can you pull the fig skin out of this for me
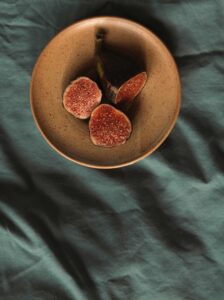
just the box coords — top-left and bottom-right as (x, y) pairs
(89, 104), (132, 147)
(63, 76), (102, 119)
(114, 72), (147, 109)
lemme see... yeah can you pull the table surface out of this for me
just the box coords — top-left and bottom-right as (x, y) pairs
(0, 1), (224, 299)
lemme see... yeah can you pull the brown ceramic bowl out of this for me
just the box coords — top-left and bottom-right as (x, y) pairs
(30, 17), (181, 169)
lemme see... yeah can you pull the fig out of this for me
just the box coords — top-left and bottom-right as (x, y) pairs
(89, 104), (132, 147)
(95, 31), (118, 101)
(114, 72), (147, 108)
(63, 76), (102, 119)
(95, 32), (147, 110)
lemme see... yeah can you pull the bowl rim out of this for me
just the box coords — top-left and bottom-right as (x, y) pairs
(30, 16), (181, 169)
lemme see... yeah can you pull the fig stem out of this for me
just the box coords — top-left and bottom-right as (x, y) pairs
(95, 31), (106, 83)
(95, 30), (117, 102)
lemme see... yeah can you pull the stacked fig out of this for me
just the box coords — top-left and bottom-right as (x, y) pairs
(63, 32), (147, 147)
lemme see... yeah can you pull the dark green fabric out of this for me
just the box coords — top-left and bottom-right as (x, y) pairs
(0, 0), (224, 299)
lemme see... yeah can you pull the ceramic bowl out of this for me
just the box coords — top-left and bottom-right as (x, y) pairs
(30, 17), (181, 169)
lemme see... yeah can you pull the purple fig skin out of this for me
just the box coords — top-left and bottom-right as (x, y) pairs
(63, 76), (102, 119)
(89, 104), (132, 147)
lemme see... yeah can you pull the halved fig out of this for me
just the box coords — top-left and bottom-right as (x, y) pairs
(63, 77), (102, 119)
(114, 72), (147, 108)
(89, 104), (132, 147)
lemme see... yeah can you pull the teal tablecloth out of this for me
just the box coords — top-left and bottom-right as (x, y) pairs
(0, 1), (224, 299)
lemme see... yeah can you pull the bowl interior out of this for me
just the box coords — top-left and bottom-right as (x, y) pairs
(31, 17), (180, 168)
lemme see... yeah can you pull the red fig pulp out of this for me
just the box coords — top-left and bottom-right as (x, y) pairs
(89, 104), (132, 147)
(115, 72), (147, 108)
(63, 77), (102, 119)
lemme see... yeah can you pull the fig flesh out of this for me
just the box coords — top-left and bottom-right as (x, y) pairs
(89, 104), (132, 147)
(114, 72), (147, 109)
(63, 76), (102, 119)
